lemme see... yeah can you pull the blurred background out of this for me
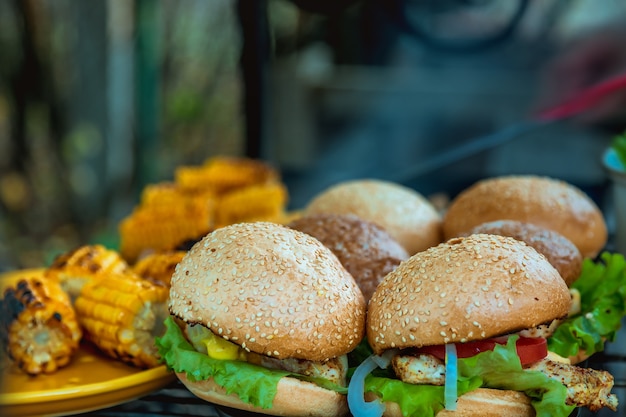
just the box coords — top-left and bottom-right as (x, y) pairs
(1, 0), (626, 270)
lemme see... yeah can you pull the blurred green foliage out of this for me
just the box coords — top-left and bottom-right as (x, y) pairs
(0, 0), (284, 270)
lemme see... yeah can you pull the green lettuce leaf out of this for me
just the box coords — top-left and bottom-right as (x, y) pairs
(548, 252), (626, 358)
(460, 337), (573, 417)
(155, 316), (348, 409)
(364, 374), (481, 417)
(364, 336), (573, 417)
(611, 130), (626, 168)
(156, 316), (288, 408)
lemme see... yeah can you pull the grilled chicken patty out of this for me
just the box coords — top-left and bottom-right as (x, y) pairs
(393, 353), (618, 412)
(247, 352), (349, 386)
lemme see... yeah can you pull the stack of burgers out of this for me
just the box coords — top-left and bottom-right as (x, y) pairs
(157, 176), (624, 417)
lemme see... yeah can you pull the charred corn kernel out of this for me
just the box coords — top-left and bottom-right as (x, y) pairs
(132, 251), (186, 287)
(175, 156), (279, 195)
(45, 244), (130, 303)
(119, 199), (214, 263)
(0, 276), (82, 375)
(74, 273), (169, 368)
(185, 323), (246, 361)
(215, 182), (288, 227)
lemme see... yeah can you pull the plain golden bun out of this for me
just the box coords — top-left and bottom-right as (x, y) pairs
(287, 213), (409, 301)
(169, 221), (366, 362)
(367, 234), (571, 354)
(304, 179), (442, 255)
(366, 388), (533, 417)
(176, 372), (349, 417)
(465, 220), (583, 286)
(442, 175), (607, 258)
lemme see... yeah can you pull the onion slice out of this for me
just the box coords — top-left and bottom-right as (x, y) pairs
(347, 349), (397, 417)
(444, 343), (458, 410)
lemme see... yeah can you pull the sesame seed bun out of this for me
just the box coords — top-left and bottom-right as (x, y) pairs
(367, 234), (571, 354)
(177, 372), (350, 417)
(169, 221), (366, 361)
(287, 213), (409, 302)
(464, 220), (583, 286)
(442, 175), (607, 259)
(304, 179), (442, 255)
(366, 387), (534, 417)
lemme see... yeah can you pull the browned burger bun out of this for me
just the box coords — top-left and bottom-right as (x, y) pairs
(177, 372), (349, 417)
(287, 213), (409, 302)
(442, 175), (607, 258)
(464, 220), (583, 286)
(166, 221), (367, 417)
(355, 234), (618, 416)
(304, 179), (442, 255)
(368, 234), (571, 352)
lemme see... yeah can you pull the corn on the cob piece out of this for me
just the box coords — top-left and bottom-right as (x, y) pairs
(139, 182), (215, 208)
(215, 182), (288, 227)
(0, 276), (82, 375)
(45, 244), (130, 303)
(175, 156), (279, 195)
(140, 182), (184, 206)
(132, 250), (186, 287)
(119, 198), (214, 263)
(74, 273), (169, 368)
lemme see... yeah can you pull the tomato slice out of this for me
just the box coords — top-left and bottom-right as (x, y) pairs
(415, 336), (547, 366)
(514, 336), (548, 365)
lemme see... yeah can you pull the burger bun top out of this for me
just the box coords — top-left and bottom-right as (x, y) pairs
(367, 233), (571, 354)
(169, 221), (366, 362)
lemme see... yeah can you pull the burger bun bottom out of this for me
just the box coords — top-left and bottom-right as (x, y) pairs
(176, 372), (349, 417)
(365, 387), (534, 417)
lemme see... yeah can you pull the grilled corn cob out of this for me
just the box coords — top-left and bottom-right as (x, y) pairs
(215, 182), (288, 227)
(74, 273), (169, 368)
(132, 250), (186, 287)
(0, 275), (82, 375)
(175, 156), (279, 195)
(139, 182), (215, 207)
(119, 197), (214, 263)
(45, 244), (130, 303)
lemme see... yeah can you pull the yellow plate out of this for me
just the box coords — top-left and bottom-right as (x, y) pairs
(0, 269), (177, 417)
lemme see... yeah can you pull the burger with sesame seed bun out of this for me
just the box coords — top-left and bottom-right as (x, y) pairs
(155, 222), (367, 417)
(347, 234), (618, 417)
